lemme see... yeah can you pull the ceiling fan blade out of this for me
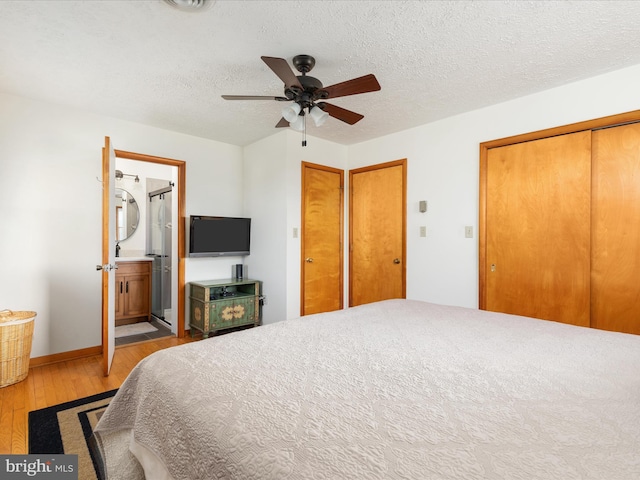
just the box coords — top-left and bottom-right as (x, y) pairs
(222, 95), (288, 101)
(321, 74), (381, 99)
(261, 56), (303, 89)
(275, 117), (289, 128)
(319, 102), (364, 125)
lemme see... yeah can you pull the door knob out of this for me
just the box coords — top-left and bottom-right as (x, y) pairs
(306, 257), (314, 263)
(96, 263), (117, 271)
(393, 258), (401, 264)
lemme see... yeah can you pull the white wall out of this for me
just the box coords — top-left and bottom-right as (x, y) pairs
(348, 63), (640, 308)
(283, 132), (348, 318)
(243, 130), (347, 323)
(4, 62), (640, 359)
(242, 131), (288, 325)
(0, 92), (244, 358)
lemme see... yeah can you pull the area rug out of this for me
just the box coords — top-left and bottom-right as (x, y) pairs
(29, 389), (118, 480)
(114, 322), (157, 338)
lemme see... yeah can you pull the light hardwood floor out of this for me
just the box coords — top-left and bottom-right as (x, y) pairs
(0, 336), (197, 454)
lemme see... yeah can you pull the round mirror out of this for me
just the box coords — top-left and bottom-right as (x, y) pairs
(115, 188), (140, 241)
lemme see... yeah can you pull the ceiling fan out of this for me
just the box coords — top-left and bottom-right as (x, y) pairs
(221, 55), (381, 135)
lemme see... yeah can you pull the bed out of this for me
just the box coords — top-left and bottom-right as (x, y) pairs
(93, 299), (640, 479)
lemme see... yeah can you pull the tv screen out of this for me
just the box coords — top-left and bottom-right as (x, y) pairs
(189, 216), (251, 257)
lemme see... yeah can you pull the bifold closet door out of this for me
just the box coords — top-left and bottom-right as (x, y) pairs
(592, 122), (640, 335)
(485, 131), (591, 326)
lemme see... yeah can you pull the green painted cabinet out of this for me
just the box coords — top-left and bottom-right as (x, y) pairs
(188, 279), (261, 337)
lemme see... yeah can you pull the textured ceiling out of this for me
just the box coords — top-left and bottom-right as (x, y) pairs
(2, 0), (640, 146)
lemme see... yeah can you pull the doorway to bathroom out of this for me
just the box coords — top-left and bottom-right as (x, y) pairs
(114, 158), (177, 334)
(103, 145), (186, 371)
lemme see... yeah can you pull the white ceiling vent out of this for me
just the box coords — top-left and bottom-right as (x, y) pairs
(162, 0), (212, 11)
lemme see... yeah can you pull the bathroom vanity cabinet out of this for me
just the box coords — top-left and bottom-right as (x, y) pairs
(115, 260), (151, 325)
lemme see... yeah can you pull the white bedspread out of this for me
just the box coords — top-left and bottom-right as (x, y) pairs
(94, 299), (640, 479)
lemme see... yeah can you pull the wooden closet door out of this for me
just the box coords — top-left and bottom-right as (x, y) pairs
(350, 160), (406, 307)
(485, 131), (591, 326)
(592, 123), (640, 335)
(301, 162), (343, 316)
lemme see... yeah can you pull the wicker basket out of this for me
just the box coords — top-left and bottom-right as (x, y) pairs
(0, 310), (36, 388)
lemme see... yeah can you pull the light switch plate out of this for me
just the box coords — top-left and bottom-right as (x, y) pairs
(465, 226), (473, 238)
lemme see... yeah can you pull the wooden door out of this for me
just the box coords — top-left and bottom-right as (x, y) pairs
(101, 136), (117, 375)
(484, 131), (591, 326)
(592, 122), (640, 334)
(301, 162), (343, 315)
(350, 160), (406, 307)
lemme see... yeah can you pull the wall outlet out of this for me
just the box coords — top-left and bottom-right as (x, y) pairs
(293, 227), (298, 238)
(420, 226), (427, 237)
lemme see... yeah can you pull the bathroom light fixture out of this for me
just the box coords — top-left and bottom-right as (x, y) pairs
(115, 170), (140, 183)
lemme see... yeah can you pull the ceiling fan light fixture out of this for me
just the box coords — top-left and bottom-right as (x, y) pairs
(282, 103), (302, 123)
(289, 115), (305, 132)
(222, 55), (381, 139)
(310, 105), (329, 127)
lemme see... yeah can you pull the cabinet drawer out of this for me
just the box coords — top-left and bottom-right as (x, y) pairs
(190, 284), (209, 303)
(116, 261), (151, 275)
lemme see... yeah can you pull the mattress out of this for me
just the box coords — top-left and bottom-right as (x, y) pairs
(93, 299), (640, 479)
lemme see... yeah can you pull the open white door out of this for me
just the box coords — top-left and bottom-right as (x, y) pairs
(101, 136), (117, 375)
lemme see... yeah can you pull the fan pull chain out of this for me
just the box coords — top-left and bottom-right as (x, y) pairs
(302, 112), (307, 147)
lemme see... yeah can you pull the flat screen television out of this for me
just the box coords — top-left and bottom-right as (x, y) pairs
(189, 216), (251, 257)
